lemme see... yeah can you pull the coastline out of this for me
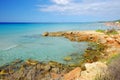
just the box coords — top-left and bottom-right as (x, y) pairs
(43, 30), (120, 61)
(1, 30), (120, 80)
(105, 22), (120, 27)
(42, 30), (120, 79)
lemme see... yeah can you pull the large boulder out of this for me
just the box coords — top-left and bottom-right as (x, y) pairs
(79, 62), (107, 80)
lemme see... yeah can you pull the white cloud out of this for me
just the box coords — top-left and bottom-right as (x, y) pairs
(38, 0), (120, 16)
(51, 0), (71, 5)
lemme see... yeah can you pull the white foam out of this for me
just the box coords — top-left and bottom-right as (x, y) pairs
(2, 45), (18, 51)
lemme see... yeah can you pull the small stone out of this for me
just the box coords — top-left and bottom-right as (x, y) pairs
(51, 68), (59, 73)
(87, 47), (93, 50)
(44, 65), (51, 71)
(25, 59), (39, 65)
(11, 59), (23, 65)
(69, 64), (77, 67)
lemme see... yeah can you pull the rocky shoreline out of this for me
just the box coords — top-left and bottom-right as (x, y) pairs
(42, 30), (120, 61)
(42, 30), (120, 46)
(0, 59), (107, 80)
(1, 30), (120, 80)
(0, 59), (78, 80)
(42, 30), (120, 79)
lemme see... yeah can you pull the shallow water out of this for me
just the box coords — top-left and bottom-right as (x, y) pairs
(0, 23), (109, 66)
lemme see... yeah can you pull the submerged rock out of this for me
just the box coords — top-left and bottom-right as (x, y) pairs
(64, 56), (72, 61)
(25, 59), (39, 65)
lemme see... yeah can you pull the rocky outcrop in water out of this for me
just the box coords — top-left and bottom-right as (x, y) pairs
(44, 31), (120, 46)
(42, 32), (49, 36)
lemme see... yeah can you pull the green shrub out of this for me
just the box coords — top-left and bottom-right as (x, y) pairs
(105, 29), (118, 35)
(96, 29), (105, 33)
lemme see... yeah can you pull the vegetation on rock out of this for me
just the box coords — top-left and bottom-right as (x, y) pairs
(96, 29), (105, 33)
(82, 42), (107, 63)
(95, 55), (120, 80)
(96, 29), (118, 35)
(63, 42), (107, 68)
(105, 29), (118, 35)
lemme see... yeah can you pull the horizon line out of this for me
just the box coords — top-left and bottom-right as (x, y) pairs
(0, 21), (106, 24)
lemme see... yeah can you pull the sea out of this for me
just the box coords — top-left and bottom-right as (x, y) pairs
(0, 22), (110, 66)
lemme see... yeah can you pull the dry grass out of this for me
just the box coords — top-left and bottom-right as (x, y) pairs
(95, 55), (120, 80)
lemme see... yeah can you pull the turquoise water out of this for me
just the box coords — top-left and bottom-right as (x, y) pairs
(0, 23), (109, 66)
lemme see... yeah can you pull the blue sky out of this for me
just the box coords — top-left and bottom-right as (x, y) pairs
(0, 0), (120, 22)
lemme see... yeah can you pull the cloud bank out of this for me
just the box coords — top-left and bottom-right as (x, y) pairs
(39, 0), (120, 16)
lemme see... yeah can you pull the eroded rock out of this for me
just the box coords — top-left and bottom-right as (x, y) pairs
(79, 62), (107, 80)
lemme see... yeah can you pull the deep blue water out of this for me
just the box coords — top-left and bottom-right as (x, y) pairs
(0, 23), (109, 66)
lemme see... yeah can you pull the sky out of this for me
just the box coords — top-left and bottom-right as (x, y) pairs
(0, 0), (120, 22)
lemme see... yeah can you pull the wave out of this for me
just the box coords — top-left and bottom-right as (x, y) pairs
(3, 45), (18, 51)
